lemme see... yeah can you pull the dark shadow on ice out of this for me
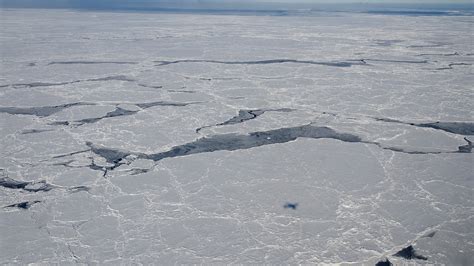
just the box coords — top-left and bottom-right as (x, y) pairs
(375, 258), (392, 266)
(422, 231), (436, 238)
(284, 202), (298, 210)
(393, 245), (428, 260)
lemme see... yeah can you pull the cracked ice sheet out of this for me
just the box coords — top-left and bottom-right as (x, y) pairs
(1, 8), (473, 265)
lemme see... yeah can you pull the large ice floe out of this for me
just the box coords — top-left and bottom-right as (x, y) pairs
(0, 8), (473, 264)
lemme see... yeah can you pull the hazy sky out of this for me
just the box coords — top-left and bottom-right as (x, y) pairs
(1, 0), (472, 9)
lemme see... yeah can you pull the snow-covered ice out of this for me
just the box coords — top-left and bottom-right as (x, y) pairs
(0, 8), (473, 264)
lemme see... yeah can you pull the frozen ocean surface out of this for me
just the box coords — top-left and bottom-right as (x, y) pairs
(0, 7), (473, 264)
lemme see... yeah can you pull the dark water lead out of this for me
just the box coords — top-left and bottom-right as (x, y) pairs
(377, 138), (471, 154)
(85, 142), (146, 171)
(84, 125), (363, 170)
(4, 201), (41, 209)
(417, 122), (474, 135)
(60, 107), (139, 126)
(375, 118), (474, 136)
(408, 43), (447, 48)
(0, 176), (54, 192)
(436, 62), (472, 70)
(48, 61), (137, 65)
(458, 138), (472, 153)
(21, 129), (54, 134)
(393, 245), (428, 260)
(138, 84), (163, 89)
(135, 101), (193, 109)
(0, 176), (30, 189)
(366, 10), (464, 16)
(144, 125), (363, 162)
(53, 156), (120, 177)
(155, 59), (367, 67)
(153, 57), (428, 67)
(359, 58), (428, 64)
(67, 186), (90, 193)
(146, 125), (471, 162)
(373, 39), (403, 47)
(0, 175), (90, 193)
(0, 75), (135, 89)
(84, 124), (471, 176)
(50, 101), (196, 127)
(417, 52), (459, 57)
(196, 108), (294, 133)
(0, 102), (93, 117)
(167, 89), (196, 93)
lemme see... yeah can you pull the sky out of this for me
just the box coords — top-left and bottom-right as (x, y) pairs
(1, 0), (472, 10)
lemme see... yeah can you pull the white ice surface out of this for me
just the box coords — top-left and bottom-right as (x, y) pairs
(0, 9), (473, 264)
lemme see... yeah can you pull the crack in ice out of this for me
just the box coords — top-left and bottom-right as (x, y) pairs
(155, 59), (367, 67)
(196, 108), (294, 133)
(0, 75), (135, 89)
(82, 124), (471, 176)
